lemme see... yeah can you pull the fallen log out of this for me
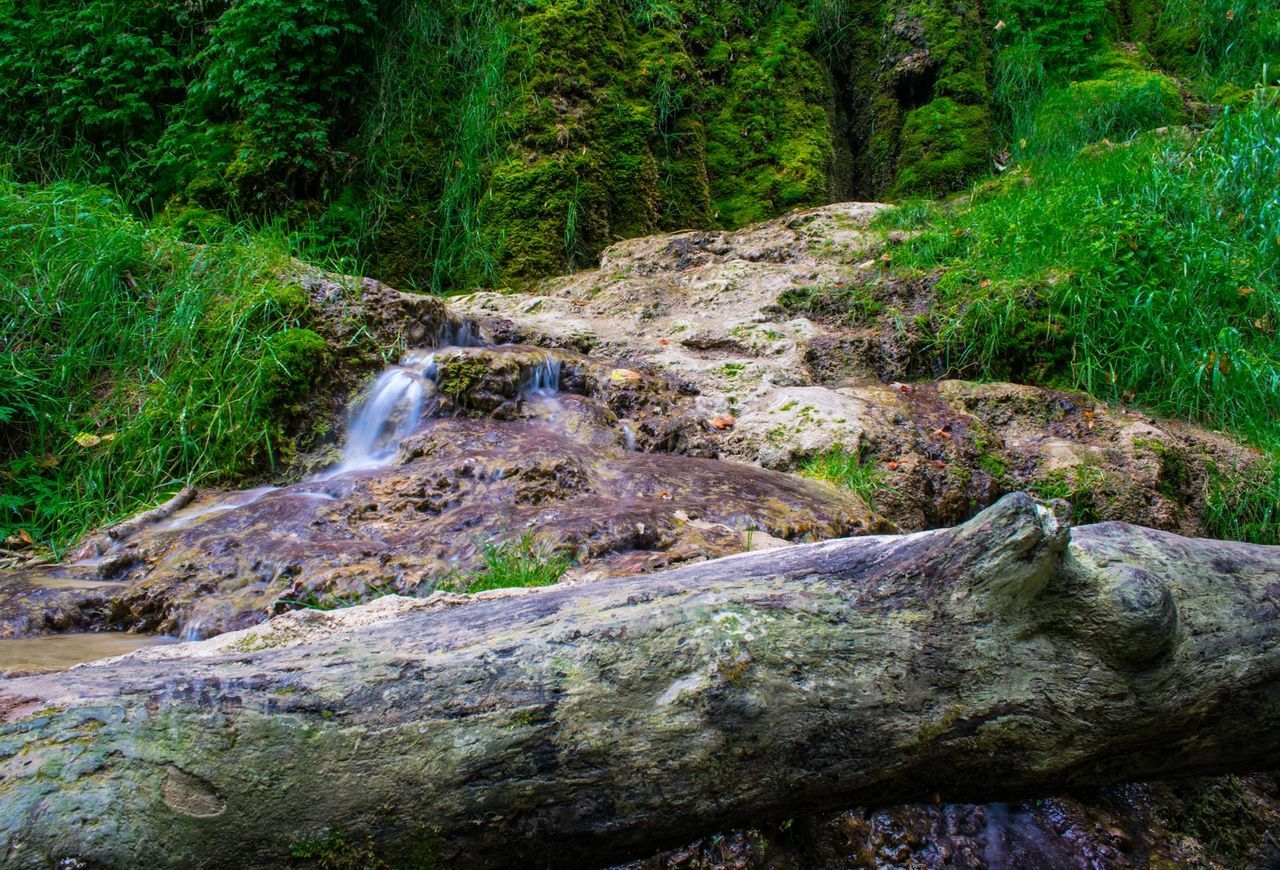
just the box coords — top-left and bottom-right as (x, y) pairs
(1, 493), (1278, 867)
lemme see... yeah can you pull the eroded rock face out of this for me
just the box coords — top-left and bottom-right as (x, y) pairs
(453, 203), (1261, 536)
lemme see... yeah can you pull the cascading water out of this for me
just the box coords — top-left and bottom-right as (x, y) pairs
(322, 322), (482, 477)
(331, 354), (435, 475)
(437, 318), (484, 349)
(521, 356), (562, 395)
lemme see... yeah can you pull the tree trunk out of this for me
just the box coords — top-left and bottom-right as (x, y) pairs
(1, 493), (1278, 868)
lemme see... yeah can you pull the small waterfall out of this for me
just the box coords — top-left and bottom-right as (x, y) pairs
(333, 357), (436, 474)
(521, 356), (562, 396)
(328, 323), (484, 475)
(621, 421), (637, 451)
(437, 318), (484, 348)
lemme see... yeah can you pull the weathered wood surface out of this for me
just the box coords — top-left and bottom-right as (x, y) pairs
(1, 493), (1278, 868)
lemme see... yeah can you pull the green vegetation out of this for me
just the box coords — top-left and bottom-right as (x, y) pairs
(800, 447), (890, 509)
(885, 96), (1279, 447)
(1205, 458), (1280, 545)
(871, 0), (1280, 542)
(463, 533), (573, 593)
(2, 0), (1278, 547)
(0, 0), (847, 290)
(0, 180), (336, 551)
(291, 828), (387, 869)
(1029, 466), (1107, 523)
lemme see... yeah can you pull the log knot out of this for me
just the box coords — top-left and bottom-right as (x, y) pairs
(161, 764), (226, 817)
(1102, 566), (1178, 666)
(952, 493), (1068, 614)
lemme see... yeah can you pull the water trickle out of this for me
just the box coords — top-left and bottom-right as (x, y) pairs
(521, 356), (562, 396)
(151, 486), (281, 533)
(330, 355), (436, 476)
(437, 318), (484, 349)
(621, 421), (637, 451)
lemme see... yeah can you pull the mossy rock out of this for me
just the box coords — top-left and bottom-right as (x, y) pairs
(892, 98), (992, 196)
(259, 328), (328, 404)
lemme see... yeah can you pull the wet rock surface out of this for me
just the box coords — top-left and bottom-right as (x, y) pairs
(624, 775), (1280, 868)
(0, 348), (877, 639)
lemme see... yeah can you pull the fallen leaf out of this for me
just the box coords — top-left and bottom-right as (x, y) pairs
(73, 432), (101, 448)
(887, 461), (900, 471)
(709, 415), (736, 430)
(1239, 286), (1256, 296)
(609, 368), (643, 385)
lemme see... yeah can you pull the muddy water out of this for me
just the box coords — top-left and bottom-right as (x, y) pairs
(0, 633), (178, 675)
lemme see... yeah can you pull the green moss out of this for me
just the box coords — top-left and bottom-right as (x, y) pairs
(259, 328), (328, 405)
(892, 98), (992, 196)
(702, 4), (833, 225)
(435, 356), (492, 404)
(1024, 53), (1184, 156)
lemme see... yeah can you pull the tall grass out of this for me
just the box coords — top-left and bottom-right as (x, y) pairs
(356, 0), (518, 293)
(0, 179), (328, 551)
(1157, 0), (1280, 90)
(880, 95), (1280, 541)
(888, 95), (1279, 443)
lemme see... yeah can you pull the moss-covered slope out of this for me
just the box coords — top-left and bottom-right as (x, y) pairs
(1, 0), (1274, 290)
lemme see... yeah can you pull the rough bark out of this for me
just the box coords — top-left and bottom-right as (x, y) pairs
(1, 493), (1278, 868)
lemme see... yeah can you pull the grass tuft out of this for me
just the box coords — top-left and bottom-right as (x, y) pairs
(800, 447), (889, 510)
(463, 533), (572, 593)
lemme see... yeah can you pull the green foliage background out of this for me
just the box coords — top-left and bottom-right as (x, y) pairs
(1, 0), (1278, 547)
